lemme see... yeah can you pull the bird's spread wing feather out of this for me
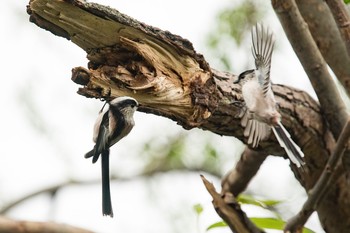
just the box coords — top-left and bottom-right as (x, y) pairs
(242, 110), (271, 148)
(251, 24), (275, 97)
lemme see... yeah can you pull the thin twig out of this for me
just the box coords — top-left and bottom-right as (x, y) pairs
(0, 168), (221, 214)
(201, 175), (265, 233)
(325, 0), (350, 57)
(284, 118), (350, 232)
(0, 180), (80, 214)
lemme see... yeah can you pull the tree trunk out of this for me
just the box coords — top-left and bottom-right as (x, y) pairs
(27, 0), (350, 232)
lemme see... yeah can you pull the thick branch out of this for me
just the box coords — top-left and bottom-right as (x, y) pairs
(27, 0), (331, 171)
(325, 0), (350, 57)
(0, 216), (92, 233)
(285, 118), (350, 232)
(27, 0), (332, 194)
(221, 148), (268, 196)
(27, 0), (209, 70)
(296, 0), (350, 96)
(272, 0), (348, 139)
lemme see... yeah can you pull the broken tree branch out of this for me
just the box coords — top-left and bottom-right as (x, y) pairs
(284, 118), (350, 232)
(201, 175), (265, 233)
(27, 0), (331, 172)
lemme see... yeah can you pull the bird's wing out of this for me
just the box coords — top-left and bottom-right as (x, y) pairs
(251, 24), (275, 97)
(108, 110), (118, 141)
(242, 110), (271, 147)
(92, 108), (107, 142)
(108, 108), (126, 146)
(91, 111), (110, 163)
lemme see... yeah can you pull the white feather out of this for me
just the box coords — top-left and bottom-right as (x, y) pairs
(93, 108), (108, 143)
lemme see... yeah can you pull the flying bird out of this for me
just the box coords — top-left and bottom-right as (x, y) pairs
(234, 24), (305, 168)
(85, 96), (138, 217)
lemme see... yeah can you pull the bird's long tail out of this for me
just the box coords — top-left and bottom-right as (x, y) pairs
(101, 149), (113, 217)
(272, 122), (305, 168)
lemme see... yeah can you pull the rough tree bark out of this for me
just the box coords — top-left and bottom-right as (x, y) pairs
(26, 0), (350, 232)
(296, 0), (350, 95)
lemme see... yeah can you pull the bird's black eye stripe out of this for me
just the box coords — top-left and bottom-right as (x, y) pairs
(239, 69), (254, 79)
(117, 99), (138, 108)
(234, 69), (255, 84)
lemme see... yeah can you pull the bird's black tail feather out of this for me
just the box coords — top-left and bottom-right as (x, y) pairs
(101, 149), (113, 217)
(84, 149), (94, 159)
(84, 146), (100, 164)
(272, 122), (305, 168)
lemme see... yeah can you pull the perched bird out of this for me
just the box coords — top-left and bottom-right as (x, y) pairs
(85, 96), (138, 217)
(234, 24), (305, 168)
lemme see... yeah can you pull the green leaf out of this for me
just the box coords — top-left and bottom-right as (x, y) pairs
(206, 221), (227, 231)
(206, 218), (315, 233)
(251, 217), (284, 230)
(237, 194), (282, 208)
(302, 227), (316, 233)
(250, 217), (316, 233)
(345, 0), (350, 4)
(193, 203), (203, 215)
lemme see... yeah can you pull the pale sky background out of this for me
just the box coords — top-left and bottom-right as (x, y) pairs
(1, 0), (322, 233)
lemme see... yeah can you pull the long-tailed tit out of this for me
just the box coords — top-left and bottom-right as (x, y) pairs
(85, 96), (138, 217)
(234, 24), (305, 168)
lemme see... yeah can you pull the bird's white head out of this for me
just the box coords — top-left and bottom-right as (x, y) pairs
(234, 69), (255, 85)
(109, 96), (138, 114)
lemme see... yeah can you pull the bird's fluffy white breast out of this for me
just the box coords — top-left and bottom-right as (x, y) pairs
(241, 78), (277, 122)
(241, 79), (263, 110)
